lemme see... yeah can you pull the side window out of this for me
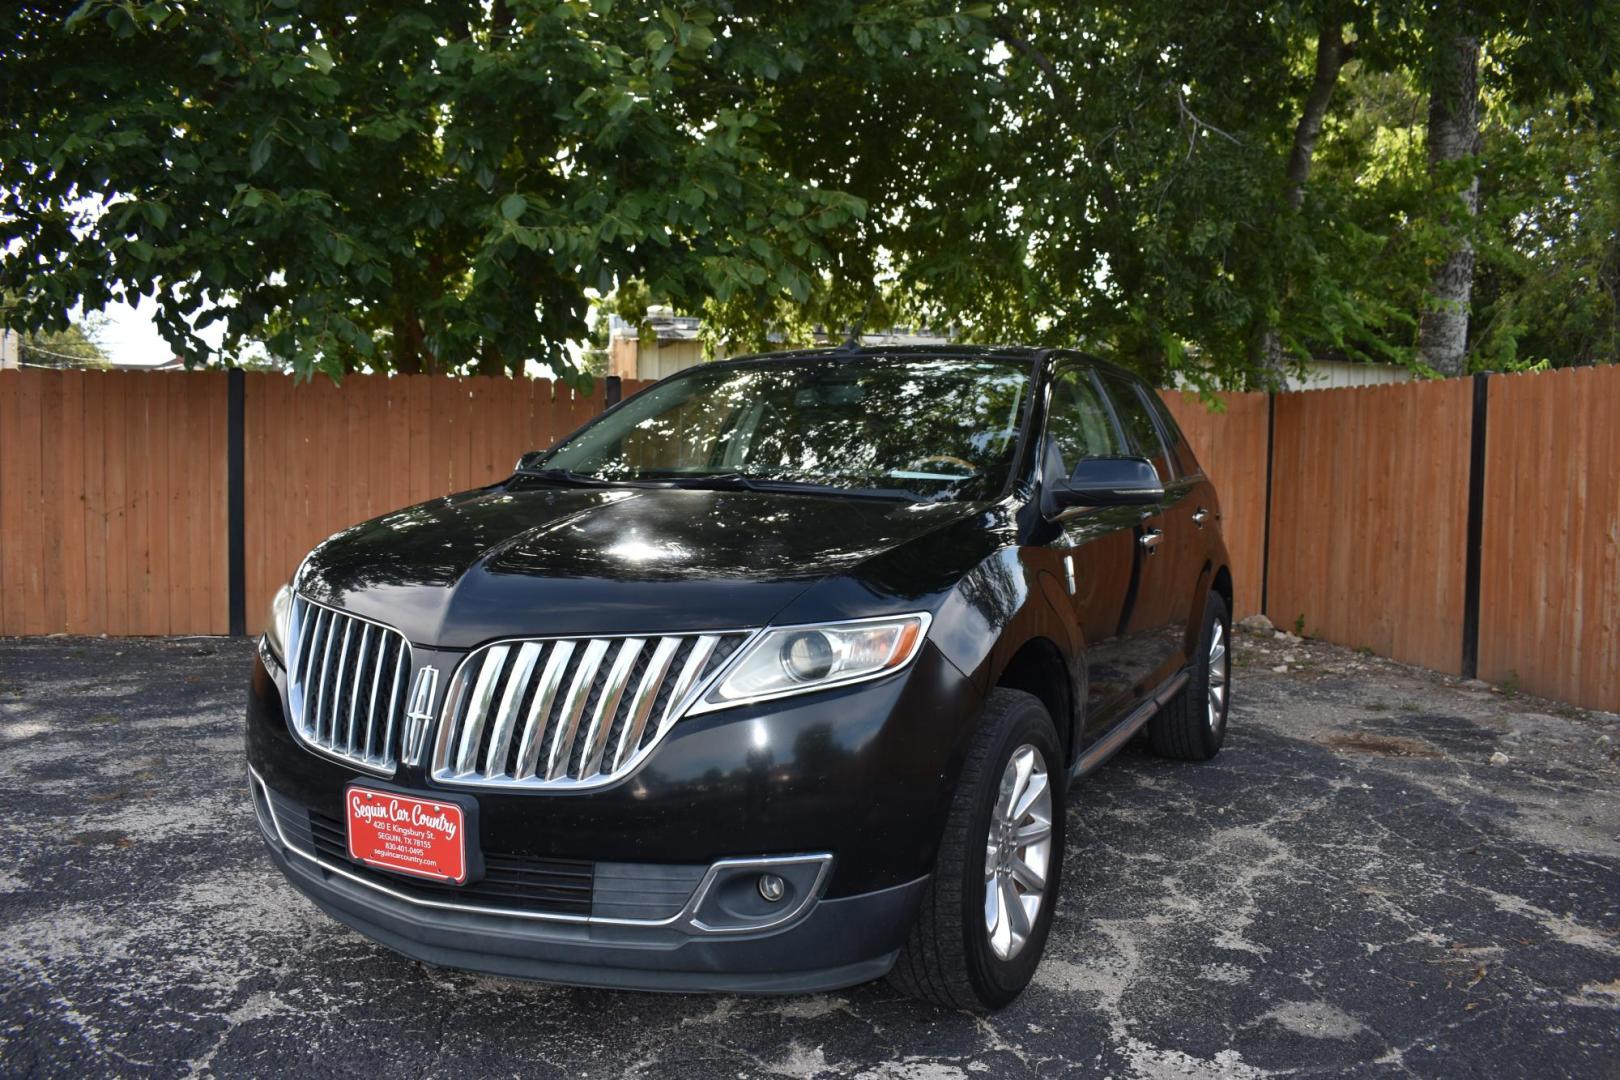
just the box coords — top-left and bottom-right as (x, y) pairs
(1046, 368), (1126, 477)
(1100, 375), (1174, 481)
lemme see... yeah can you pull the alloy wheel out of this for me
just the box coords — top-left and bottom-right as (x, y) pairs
(1207, 620), (1229, 731)
(984, 744), (1053, 961)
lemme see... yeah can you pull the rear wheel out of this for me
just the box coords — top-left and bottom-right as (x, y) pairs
(1148, 591), (1231, 761)
(888, 688), (1065, 1011)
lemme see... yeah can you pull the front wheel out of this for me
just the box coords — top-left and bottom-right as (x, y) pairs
(1148, 590), (1231, 760)
(888, 688), (1065, 1011)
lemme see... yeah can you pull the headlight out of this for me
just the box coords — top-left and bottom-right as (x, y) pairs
(263, 583), (293, 663)
(689, 613), (932, 714)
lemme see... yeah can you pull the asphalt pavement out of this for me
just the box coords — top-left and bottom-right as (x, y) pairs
(1, 628), (1617, 1078)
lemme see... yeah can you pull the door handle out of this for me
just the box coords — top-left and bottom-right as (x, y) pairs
(1139, 528), (1163, 551)
(1192, 507), (1211, 528)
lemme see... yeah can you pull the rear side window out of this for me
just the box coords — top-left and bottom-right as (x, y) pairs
(1100, 375), (1174, 481)
(1046, 368), (1127, 477)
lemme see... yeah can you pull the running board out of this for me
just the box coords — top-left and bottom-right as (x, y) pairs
(1071, 669), (1191, 780)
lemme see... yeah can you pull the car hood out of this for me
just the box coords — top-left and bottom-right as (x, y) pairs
(296, 482), (988, 648)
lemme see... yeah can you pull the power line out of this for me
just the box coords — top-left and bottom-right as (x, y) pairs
(17, 341), (107, 364)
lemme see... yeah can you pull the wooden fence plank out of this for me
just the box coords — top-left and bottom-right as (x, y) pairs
(468, 378), (493, 487)
(0, 371), (22, 635)
(1163, 391), (1268, 619)
(180, 376), (205, 631)
(367, 376), (393, 525)
(1264, 378), (1473, 674)
(386, 375), (411, 514)
(126, 373), (154, 632)
(14, 371), (47, 634)
(100, 375), (128, 635)
(1479, 365), (1620, 710)
(35, 375), (66, 634)
(62, 372), (90, 634)
(242, 373), (269, 636)
(427, 375), (453, 499)
(81, 373), (109, 634)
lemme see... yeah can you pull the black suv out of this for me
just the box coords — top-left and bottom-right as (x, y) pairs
(246, 346), (1233, 1010)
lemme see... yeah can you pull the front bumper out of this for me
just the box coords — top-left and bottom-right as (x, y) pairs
(245, 636), (980, 990)
(250, 766), (927, 992)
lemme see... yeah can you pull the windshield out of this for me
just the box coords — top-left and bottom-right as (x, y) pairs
(539, 356), (1031, 501)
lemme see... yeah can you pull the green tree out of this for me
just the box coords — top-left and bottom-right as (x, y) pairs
(1384, 0), (1618, 374)
(1470, 104), (1620, 368)
(17, 320), (113, 369)
(2, 296), (112, 368)
(4, 1), (1615, 389)
(1, 0), (962, 381)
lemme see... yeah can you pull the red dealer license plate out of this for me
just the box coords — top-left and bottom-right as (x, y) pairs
(345, 786), (468, 884)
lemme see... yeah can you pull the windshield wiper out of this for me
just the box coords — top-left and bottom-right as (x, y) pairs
(514, 466), (614, 487)
(661, 472), (922, 502)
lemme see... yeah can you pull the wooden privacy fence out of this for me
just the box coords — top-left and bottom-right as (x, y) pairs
(1265, 379), (1477, 676)
(1477, 367), (1620, 709)
(1162, 391), (1269, 621)
(0, 368), (651, 642)
(0, 370), (229, 637)
(1, 364), (1616, 711)
(241, 371), (650, 639)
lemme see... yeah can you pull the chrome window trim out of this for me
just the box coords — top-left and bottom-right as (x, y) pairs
(429, 627), (762, 793)
(248, 765), (830, 933)
(685, 611), (934, 716)
(285, 594), (414, 777)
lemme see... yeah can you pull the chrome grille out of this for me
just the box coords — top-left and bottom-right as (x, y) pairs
(286, 596), (412, 773)
(431, 631), (752, 789)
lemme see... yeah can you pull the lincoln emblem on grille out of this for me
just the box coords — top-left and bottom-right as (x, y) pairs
(400, 665), (440, 767)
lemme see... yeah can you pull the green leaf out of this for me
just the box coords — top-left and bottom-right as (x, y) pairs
(500, 193), (528, 221)
(306, 43), (334, 72)
(249, 134), (272, 174)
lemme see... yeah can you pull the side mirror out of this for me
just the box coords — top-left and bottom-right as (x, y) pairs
(1049, 456), (1163, 510)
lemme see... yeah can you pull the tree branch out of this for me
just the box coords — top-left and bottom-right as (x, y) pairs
(1175, 88), (1241, 149)
(1284, 21), (1354, 211)
(992, 19), (1065, 99)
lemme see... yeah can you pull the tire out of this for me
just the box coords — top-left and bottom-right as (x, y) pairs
(1148, 590), (1231, 761)
(888, 688), (1065, 1011)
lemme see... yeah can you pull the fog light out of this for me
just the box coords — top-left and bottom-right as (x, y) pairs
(757, 873), (786, 902)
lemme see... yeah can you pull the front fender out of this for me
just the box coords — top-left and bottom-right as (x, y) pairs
(929, 545), (1084, 761)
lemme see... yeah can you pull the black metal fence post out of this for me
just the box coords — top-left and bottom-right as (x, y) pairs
(1460, 372), (1491, 678)
(1260, 391), (1276, 619)
(227, 368), (246, 636)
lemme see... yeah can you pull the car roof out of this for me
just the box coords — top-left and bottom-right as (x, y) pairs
(709, 343), (1144, 383)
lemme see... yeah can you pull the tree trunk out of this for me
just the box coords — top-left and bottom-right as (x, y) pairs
(1416, 32), (1481, 377)
(1251, 21), (1354, 385)
(1285, 22), (1353, 213)
(391, 310), (433, 374)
